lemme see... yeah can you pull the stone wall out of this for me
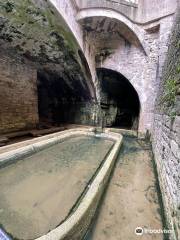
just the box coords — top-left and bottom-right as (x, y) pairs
(76, 0), (138, 21)
(0, 0), (178, 135)
(49, 0), (99, 98)
(138, 0), (177, 23)
(76, 0), (177, 24)
(61, 102), (101, 126)
(0, 0), (98, 133)
(152, 9), (180, 240)
(75, 0), (177, 132)
(0, 53), (38, 134)
(101, 36), (158, 132)
(88, 17), (160, 132)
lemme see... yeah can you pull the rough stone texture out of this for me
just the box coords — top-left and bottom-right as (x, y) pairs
(75, 0), (177, 129)
(137, 0), (177, 23)
(0, 0), (97, 132)
(76, 8), (149, 54)
(153, 115), (180, 240)
(76, 5), (176, 132)
(76, 0), (138, 22)
(0, 0), (177, 133)
(76, 0), (177, 23)
(57, 102), (101, 126)
(0, 0), (179, 239)
(100, 34), (158, 131)
(0, 52), (38, 134)
(97, 68), (140, 129)
(74, 3), (180, 237)
(152, 9), (180, 240)
(79, 14), (161, 131)
(49, 0), (99, 97)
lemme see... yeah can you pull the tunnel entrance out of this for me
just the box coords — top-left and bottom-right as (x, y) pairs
(97, 68), (140, 130)
(37, 68), (94, 128)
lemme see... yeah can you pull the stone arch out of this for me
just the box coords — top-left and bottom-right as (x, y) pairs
(97, 68), (141, 130)
(48, 0), (97, 99)
(77, 49), (97, 100)
(98, 62), (148, 131)
(100, 62), (145, 105)
(77, 8), (148, 55)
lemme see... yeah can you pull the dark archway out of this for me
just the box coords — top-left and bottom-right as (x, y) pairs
(97, 68), (140, 130)
(37, 67), (94, 128)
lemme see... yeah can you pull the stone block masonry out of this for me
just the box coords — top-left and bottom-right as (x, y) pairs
(153, 115), (180, 240)
(152, 8), (180, 240)
(0, 53), (39, 134)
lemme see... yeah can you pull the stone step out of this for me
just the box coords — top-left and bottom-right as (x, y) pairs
(29, 127), (67, 137)
(0, 137), (9, 147)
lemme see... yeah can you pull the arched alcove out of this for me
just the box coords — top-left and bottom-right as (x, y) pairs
(97, 68), (141, 130)
(37, 67), (95, 127)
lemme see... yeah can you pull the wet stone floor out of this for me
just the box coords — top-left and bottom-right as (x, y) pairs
(0, 136), (114, 240)
(85, 136), (164, 240)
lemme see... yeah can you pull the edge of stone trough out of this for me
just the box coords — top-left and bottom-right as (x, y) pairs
(35, 129), (122, 240)
(0, 128), (123, 240)
(0, 128), (98, 165)
(0, 128), (90, 155)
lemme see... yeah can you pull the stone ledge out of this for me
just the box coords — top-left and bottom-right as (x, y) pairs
(0, 128), (91, 154)
(0, 128), (123, 240)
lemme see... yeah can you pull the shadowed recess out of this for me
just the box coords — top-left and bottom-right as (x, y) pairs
(97, 68), (140, 129)
(37, 67), (94, 126)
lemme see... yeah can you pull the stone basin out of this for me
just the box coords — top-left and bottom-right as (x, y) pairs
(0, 128), (122, 240)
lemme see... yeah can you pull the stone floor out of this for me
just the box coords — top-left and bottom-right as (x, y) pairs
(85, 136), (165, 240)
(0, 135), (113, 239)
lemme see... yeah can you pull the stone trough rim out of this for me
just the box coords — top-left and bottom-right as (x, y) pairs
(0, 128), (123, 240)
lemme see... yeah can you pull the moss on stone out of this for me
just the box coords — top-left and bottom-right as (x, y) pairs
(0, 0), (93, 102)
(176, 65), (180, 74)
(0, 1), (15, 13)
(161, 78), (177, 107)
(0, 0), (79, 62)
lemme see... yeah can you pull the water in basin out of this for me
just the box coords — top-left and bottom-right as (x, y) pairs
(0, 135), (114, 239)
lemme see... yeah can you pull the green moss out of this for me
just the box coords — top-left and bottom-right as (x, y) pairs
(43, 7), (78, 52)
(0, 0), (91, 86)
(161, 78), (177, 107)
(0, 0), (79, 55)
(170, 110), (176, 121)
(176, 65), (180, 73)
(177, 40), (180, 49)
(3, 1), (14, 12)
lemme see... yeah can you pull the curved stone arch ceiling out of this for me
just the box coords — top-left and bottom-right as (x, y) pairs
(77, 9), (148, 55)
(37, 68), (92, 102)
(83, 17), (138, 46)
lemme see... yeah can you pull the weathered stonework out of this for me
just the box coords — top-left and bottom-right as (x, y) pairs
(49, 0), (99, 98)
(0, 0), (179, 239)
(76, 0), (177, 23)
(153, 115), (180, 240)
(0, 0), (177, 133)
(152, 9), (180, 240)
(0, 52), (38, 133)
(77, 10), (175, 132)
(0, 0), (97, 133)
